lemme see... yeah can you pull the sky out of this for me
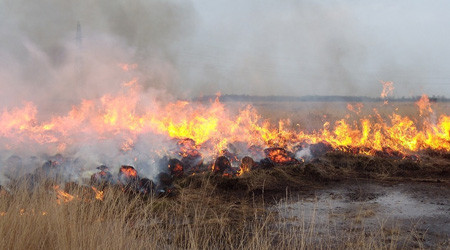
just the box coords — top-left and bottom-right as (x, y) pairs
(0, 0), (449, 106)
(183, 0), (450, 97)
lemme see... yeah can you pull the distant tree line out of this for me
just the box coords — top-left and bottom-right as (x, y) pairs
(195, 95), (449, 103)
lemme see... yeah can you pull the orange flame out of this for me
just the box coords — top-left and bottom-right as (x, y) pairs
(120, 166), (138, 178)
(91, 186), (104, 201)
(0, 79), (447, 160)
(53, 185), (75, 204)
(416, 94), (433, 116)
(380, 81), (394, 99)
(119, 63), (138, 72)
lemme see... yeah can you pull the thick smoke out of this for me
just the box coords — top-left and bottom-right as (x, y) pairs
(0, 0), (196, 182)
(0, 0), (195, 110)
(1, 0), (449, 183)
(181, 0), (450, 97)
(2, 1), (450, 103)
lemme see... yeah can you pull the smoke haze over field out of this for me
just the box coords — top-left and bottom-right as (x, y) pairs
(0, 0), (450, 186)
(0, 0), (450, 110)
(184, 0), (450, 97)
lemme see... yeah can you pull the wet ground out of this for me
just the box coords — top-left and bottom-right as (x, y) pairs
(276, 181), (450, 248)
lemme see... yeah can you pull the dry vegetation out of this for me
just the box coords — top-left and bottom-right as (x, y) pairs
(1, 161), (448, 250)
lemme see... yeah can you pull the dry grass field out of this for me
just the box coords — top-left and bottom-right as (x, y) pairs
(1, 152), (449, 250)
(0, 176), (437, 250)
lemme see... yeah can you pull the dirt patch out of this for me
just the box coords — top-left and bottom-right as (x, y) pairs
(276, 181), (450, 248)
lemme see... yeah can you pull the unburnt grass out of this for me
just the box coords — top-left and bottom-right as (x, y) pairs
(1, 150), (449, 249)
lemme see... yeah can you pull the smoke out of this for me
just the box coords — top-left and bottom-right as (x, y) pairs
(2, 0), (450, 106)
(1, 0), (449, 182)
(0, 0), (195, 110)
(0, 0), (197, 182)
(180, 0), (450, 97)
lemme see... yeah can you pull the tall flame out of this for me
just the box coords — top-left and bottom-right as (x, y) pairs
(0, 78), (448, 159)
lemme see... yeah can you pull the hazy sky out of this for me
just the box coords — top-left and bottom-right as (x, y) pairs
(182, 0), (450, 97)
(0, 0), (449, 102)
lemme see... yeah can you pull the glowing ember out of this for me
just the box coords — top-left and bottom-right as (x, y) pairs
(119, 166), (138, 178)
(238, 156), (255, 176)
(212, 156), (232, 174)
(264, 148), (299, 165)
(168, 159), (184, 177)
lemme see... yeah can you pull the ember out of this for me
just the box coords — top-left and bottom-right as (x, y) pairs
(177, 139), (204, 172)
(168, 158), (184, 177)
(118, 165), (140, 191)
(238, 156), (255, 175)
(90, 165), (113, 187)
(264, 148), (299, 165)
(212, 156), (233, 175)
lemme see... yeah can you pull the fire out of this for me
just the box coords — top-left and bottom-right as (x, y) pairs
(416, 94), (433, 116)
(91, 186), (104, 201)
(0, 78), (448, 163)
(53, 185), (75, 204)
(238, 156), (255, 176)
(347, 103), (363, 115)
(119, 63), (138, 72)
(53, 186), (105, 203)
(380, 81), (394, 99)
(264, 148), (298, 165)
(119, 166), (138, 178)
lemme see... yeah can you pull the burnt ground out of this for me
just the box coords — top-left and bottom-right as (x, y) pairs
(178, 150), (450, 196)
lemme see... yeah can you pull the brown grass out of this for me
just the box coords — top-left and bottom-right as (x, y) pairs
(0, 174), (433, 250)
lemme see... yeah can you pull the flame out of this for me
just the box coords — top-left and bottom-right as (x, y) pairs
(347, 103), (363, 115)
(120, 166), (138, 178)
(119, 63), (138, 72)
(380, 81), (394, 99)
(121, 138), (134, 152)
(0, 79), (448, 161)
(416, 94), (433, 116)
(91, 186), (104, 201)
(265, 148), (297, 165)
(53, 185), (75, 204)
(238, 156), (254, 176)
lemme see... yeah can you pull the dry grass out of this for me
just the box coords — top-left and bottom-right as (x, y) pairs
(0, 176), (431, 250)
